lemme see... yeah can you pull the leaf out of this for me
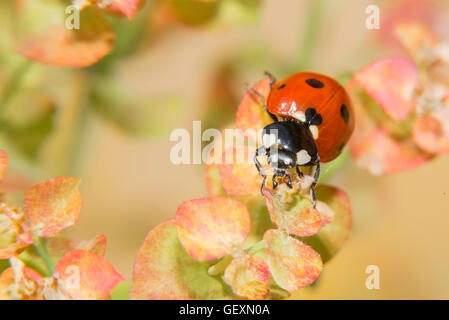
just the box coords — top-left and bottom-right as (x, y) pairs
(0, 150), (7, 180)
(299, 185), (351, 263)
(175, 197), (251, 261)
(235, 77), (272, 142)
(17, 6), (115, 67)
(263, 187), (322, 237)
(218, 145), (262, 196)
(110, 281), (131, 300)
(2, 89), (55, 160)
(47, 234), (107, 259)
(244, 198), (275, 247)
(413, 110), (449, 154)
(130, 220), (231, 299)
(213, 0), (262, 27)
(354, 57), (420, 122)
(264, 229), (322, 292)
(53, 250), (123, 300)
(90, 77), (187, 138)
(24, 177), (82, 237)
(205, 163), (227, 196)
(224, 253), (270, 300)
(168, 0), (220, 26)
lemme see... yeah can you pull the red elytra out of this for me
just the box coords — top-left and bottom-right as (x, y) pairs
(266, 72), (355, 162)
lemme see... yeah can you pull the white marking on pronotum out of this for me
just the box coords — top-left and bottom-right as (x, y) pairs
(296, 149), (311, 165)
(292, 111), (306, 122)
(262, 133), (277, 147)
(309, 125), (319, 139)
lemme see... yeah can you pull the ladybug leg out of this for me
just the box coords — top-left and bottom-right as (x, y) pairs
(272, 173), (278, 190)
(263, 71), (277, 89)
(310, 159), (321, 208)
(295, 165), (304, 178)
(286, 173), (293, 188)
(254, 146), (268, 195)
(247, 86), (279, 122)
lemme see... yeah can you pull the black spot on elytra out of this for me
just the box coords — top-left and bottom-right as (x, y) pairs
(338, 143), (344, 152)
(305, 78), (325, 88)
(277, 84), (286, 90)
(340, 104), (349, 123)
(305, 108), (322, 126)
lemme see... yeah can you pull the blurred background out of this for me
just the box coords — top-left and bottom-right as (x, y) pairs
(1, 0), (449, 299)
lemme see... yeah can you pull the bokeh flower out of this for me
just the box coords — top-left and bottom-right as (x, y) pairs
(348, 22), (449, 175)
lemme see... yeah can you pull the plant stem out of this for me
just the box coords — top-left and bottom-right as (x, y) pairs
(0, 60), (33, 121)
(44, 71), (87, 176)
(319, 148), (350, 182)
(247, 240), (264, 255)
(32, 236), (54, 275)
(208, 255), (233, 277)
(295, 0), (325, 70)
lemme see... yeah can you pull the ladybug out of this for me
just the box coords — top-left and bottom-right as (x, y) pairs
(253, 72), (354, 207)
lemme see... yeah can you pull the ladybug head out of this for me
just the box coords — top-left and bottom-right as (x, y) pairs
(261, 120), (319, 171)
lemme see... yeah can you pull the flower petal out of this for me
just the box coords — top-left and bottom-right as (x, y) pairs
(299, 185), (352, 263)
(0, 150), (7, 180)
(218, 145), (262, 196)
(395, 22), (442, 66)
(350, 126), (431, 175)
(235, 77), (272, 142)
(0, 258), (43, 300)
(264, 229), (322, 292)
(53, 249), (123, 300)
(175, 197), (250, 261)
(0, 205), (34, 259)
(100, 0), (143, 19)
(18, 6), (115, 67)
(47, 234), (107, 259)
(224, 253), (270, 300)
(413, 110), (449, 154)
(354, 57), (419, 122)
(130, 220), (231, 299)
(24, 177), (82, 237)
(347, 82), (431, 175)
(263, 188), (322, 237)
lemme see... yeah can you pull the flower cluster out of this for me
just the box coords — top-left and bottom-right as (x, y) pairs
(16, 0), (144, 67)
(130, 78), (352, 300)
(348, 22), (449, 175)
(0, 150), (123, 300)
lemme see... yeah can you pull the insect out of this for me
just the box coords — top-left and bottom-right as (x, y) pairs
(253, 72), (354, 207)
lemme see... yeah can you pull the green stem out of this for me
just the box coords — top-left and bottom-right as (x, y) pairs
(0, 60), (33, 121)
(32, 236), (54, 275)
(208, 255), (233, 276)
(44, 71), (87, 176)
(269, 286), (290, 300)
(247, 240), (264, 255)
(319, 147), (350, 182)
(295, 0), (325, 70)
